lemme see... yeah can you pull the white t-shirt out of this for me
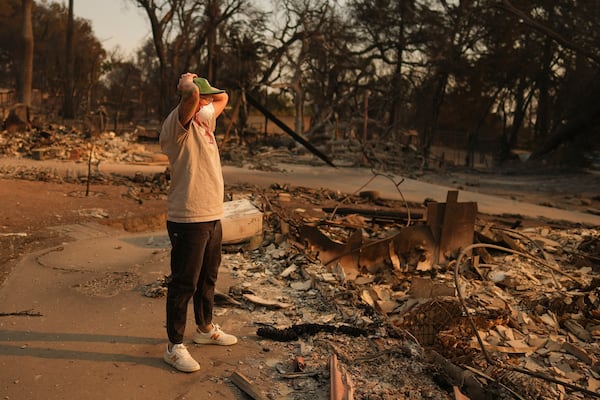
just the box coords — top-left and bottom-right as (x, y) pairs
(159, 103), (224, 223)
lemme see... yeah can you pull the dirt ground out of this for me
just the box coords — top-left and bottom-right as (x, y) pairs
(0, 178), (167, 286)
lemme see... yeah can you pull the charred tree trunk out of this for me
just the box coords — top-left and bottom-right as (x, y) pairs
(206, 0), (221, 82)
(421, 72), (448, 169)
(62, 0), (75, 119)
(18, 0), (34, 108)
(533, 39), (553, 144)
(499, 79), (533, 162)
(466, 89), (501, 168)
(137, 0), (175, 117)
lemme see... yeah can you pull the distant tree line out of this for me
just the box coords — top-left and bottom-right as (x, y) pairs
(0, 0), (598, 167)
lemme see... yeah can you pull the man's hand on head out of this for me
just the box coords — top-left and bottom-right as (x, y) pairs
(177, 72), (198, 95)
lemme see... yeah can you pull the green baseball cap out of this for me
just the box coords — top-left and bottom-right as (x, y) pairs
(193, 77), (225, 95)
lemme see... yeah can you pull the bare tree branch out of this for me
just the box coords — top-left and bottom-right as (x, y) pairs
(496, 0), (600, 66)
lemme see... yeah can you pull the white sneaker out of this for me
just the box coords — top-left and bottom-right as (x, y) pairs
(163, 343), (200, 372)
(193, 323), (238, 346)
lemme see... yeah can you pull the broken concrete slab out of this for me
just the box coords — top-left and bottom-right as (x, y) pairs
(222, 199), (263, 244)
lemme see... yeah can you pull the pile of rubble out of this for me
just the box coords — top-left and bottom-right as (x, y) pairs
(0, 125), (164, 164)
(151, 183), (598, 400)
(163, 156), (599, 399)
(0, 123), (424, 177)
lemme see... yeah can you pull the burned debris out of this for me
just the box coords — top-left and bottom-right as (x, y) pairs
(1, 126), (599, 399)
(220, 183), (600, 399)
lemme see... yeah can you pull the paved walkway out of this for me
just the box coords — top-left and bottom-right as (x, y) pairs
(0, 222), (265, 399)
(223, 163), (600, 226)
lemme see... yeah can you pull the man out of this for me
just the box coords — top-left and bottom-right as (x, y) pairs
(159, 73), (237, 373)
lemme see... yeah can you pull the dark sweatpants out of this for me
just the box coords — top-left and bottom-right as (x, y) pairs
(165, 220), (222, 344)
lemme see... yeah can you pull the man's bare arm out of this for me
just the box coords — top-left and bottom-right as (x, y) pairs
(177, 73), (199, 127)
(212, 92), (229, 118)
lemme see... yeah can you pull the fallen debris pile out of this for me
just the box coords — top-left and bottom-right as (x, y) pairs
(0, 126), (162, 164)
(210, 184), (600, 399)
(0, 123), (424, 176)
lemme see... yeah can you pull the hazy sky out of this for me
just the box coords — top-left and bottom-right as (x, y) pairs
(60, 0), (275, 57)
(61, 0), (150, 57)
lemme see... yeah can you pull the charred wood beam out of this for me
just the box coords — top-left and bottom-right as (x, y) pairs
(322, 206), (423, 221)
(0, 309), (42, 317)
(245, 93), (336, 167)
(257, 323), (370, 342)
(229, 371), (267, 400)
(330, 354), (354, 400)
(429, 350), (489, 400)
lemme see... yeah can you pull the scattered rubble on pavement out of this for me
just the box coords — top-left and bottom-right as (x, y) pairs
(1, 126), (599, 399)
(207, 182), (599, 400)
